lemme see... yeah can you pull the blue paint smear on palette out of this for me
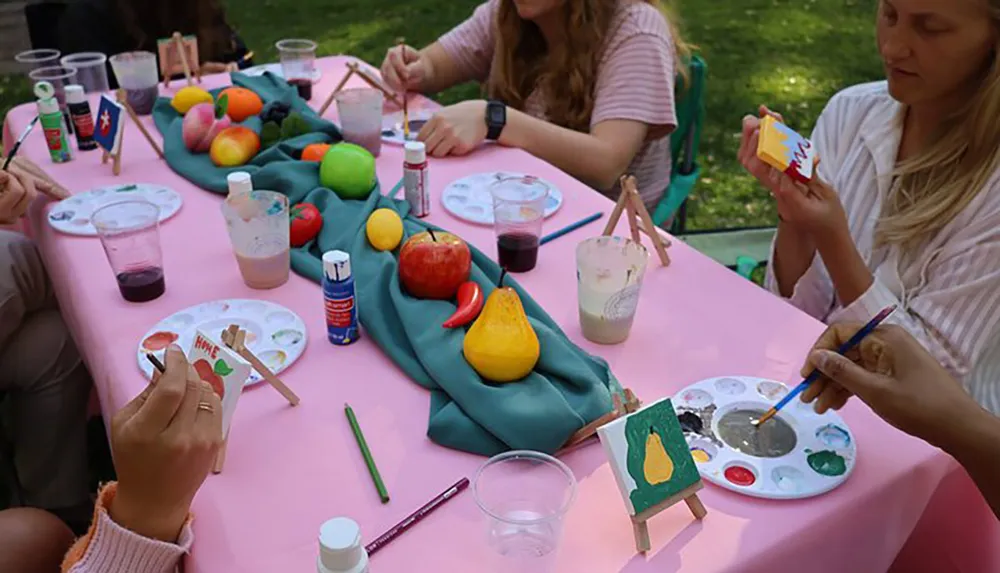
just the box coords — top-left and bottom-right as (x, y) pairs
(815, 424), (851, 448)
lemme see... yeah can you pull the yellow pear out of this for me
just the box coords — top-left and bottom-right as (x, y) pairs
(643, 428), (674, 485)
(463, 276), (540, 383)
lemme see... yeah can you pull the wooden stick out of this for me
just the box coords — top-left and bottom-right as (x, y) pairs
(684, 493), (707, 519)
(173, 32), (194, 86)
(115, 89), (165, 159)
(623, 176), (671, 266)
(318, 67), (355, 116)
(632, 521), (651, 554)
(212, 438), (228, 474)
(602, 181), (630, 236)
(348, 62), (402, 107)
(630, 481), (706, 553)
(558, 388), (642, 453)
(625, 198), (641, 243)
(222, 325), (300, 406)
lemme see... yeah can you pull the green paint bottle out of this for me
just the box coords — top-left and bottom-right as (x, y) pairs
(37, 95), (72, 164)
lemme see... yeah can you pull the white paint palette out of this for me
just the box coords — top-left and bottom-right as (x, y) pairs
(381, 110), (432, 145)
(137, 299), (307, 387)
(242, 63), (322, 83)
(441, 172), (563, 226)
(672, 376), (856, 500)
(47, 183), (182, 236)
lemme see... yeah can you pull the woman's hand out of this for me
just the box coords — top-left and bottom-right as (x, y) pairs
(109, 345), (223, 543)
(380, 44), (426, 93)
(0, 168), (64, 225)
(418, 100), (487, 157)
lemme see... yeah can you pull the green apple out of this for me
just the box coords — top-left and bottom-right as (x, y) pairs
(319, 143), (376, 200)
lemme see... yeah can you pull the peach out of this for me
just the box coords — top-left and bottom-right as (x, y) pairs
(182, 102), (231, 153)
(210, 126), (261, 167)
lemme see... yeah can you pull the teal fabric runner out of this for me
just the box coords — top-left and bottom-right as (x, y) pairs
(153, 73), (618, 456)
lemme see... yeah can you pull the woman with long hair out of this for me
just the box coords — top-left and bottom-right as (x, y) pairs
(381, 0), (690, 209)
(739, 0), (1000, 414)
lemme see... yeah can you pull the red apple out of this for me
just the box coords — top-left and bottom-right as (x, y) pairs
(398, 230), (471, 300)
(193, 358), (225, 398)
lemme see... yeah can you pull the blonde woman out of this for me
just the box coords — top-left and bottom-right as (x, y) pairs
(739, 0), (1000, 413)
(380, 0), (689, 210)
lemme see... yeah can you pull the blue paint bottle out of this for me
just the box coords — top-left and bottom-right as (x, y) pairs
(323, 250), (360, 345)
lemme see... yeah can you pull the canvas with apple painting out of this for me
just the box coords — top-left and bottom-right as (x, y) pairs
(188, 328), (251, 439)
(598, 397), (707, 553)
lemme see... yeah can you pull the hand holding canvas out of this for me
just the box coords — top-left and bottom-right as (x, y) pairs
(109, 345), (224, 543)
(801, 324), (980, 449)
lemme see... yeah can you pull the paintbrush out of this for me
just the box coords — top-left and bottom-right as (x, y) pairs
(2, 116), (40, 171)
(753, 304), (897, 428)
(397, 38), (410, 140)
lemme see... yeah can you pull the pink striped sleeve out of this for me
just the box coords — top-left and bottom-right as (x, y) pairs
(65, 511), (192, 573)
(591, 4), (677, 130)
(437, 0), (497, 84)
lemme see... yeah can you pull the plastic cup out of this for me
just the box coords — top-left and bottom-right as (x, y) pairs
(576, 236), (649, 345)
(335, 88), (383, 157)
(60, 52), (109, 93)
(109, 51), (159, 115)
(92, 200), (166, 303)
(15, 49), (61, 74)
(490, 175), (549, 273)
(276, 38), (317, 100)
(473, 450), (577, 566)
(28, 65), (77, 108)
(221, 191), (290, 290)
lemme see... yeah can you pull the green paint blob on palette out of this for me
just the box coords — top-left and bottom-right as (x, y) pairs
(672, 376), (857, 500)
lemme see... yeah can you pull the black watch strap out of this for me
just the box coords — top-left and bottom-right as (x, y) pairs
(485, 99), (506, 141)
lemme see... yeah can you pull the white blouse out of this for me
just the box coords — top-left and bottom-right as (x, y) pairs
(765, 81), (1000, 415)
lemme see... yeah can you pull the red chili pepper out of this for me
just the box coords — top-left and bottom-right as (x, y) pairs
(442, 281), (484, 328)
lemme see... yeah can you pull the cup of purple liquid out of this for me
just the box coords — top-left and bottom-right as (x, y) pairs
(92, 200), (166, 303)
(276, 38), (317, 101)
(109, 51), (160, 115)
(490, 175), (549, 273)
(335, 87), (383, 157)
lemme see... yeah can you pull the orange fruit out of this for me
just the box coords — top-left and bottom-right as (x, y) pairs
(301, 143), (331, 162)
(219, 87), (264, 122)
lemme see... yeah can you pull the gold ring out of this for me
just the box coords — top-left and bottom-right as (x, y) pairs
(197, 402), (215, 413)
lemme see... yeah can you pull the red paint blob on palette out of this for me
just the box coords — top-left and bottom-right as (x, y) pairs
(724, 465), (756, 487)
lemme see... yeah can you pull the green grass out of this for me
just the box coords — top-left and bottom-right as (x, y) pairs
(0, 0), (883, 230)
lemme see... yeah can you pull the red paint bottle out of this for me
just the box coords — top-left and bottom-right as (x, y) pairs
(403, 141), (429, 217)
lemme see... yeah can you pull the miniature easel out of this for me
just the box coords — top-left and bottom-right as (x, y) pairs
(318, 60), (402, 116)
(603, 175), (671, 266)
(101, 89), (165, 176)
(631, 481), (707, 553)
(559, 389), (641, 454)
(215, 324), (301, 472)
(160, 32), (201, 88)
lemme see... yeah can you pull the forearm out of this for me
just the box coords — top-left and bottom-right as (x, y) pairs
(815, 227), (873, 306)
(772, 223), (818, 297)
(498, 108), (631, 190)
(941, 407), (1000, 520)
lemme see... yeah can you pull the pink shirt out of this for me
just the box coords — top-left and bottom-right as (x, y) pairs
(438, 0), (678, 209)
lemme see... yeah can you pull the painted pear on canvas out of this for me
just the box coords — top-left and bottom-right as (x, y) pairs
(463, 272), (540, 383)
(643, 427), (674, 485)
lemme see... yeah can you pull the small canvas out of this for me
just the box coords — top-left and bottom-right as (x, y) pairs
(93, 95), (124, 155)
(757, 114), (816, 184)
(598, 397), (701, 516)
(188, 329), (250, 438)
(157, 35), (200, 79)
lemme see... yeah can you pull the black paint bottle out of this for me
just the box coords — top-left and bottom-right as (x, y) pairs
(64, 85), (97, 151)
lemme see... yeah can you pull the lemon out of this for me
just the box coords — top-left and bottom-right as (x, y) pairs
(366, 208), (404, 251)
(171, 86), (214, 114)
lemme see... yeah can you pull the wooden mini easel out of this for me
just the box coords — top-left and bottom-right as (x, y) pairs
(631, 481), (707, 553)
(214, 324), (301, 472)
(159, 32), (201, 88)
(559, 389), (641, 454)
(318, 60), (402, 116)
(102, 89), (165, 176)
(603, 175), (671, 266)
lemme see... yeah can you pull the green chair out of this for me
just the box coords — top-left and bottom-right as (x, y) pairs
(651, 54), (706, 232)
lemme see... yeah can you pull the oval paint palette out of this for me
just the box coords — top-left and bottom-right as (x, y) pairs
(136, 299), (308, 388)
(381, 110), (433, 146)
(47, 183), (183, 236)
(673, 376), (856, 500)
(440, 172), (563, 226)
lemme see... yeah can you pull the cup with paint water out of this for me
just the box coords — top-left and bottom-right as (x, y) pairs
(61, 52), (110, 93)
(109, 51), (159, 115)
(16, 49), (61, 74)
(92, 200), (166, 303)
(276, 38), (317, 100)
(335, 87), (383, 157)
(473, 450), (576, 568)
(221, 191), (290, 290)
(576, 236), (649, 345)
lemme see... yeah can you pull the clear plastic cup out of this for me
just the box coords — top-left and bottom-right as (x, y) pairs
(109, 51), (159, 115)
(335, 87), (383, 157)
(276, 38), (317, 100)
(221, 191), (290, 290)
(60, 52), (109, 93)
(473, 451), (577, 566)
(28, 65), (77, 108)
(15, 49), (61, 74)
(490, 175), (549, 273)
(92, 200), (166, 303)
(576, 236), (649, 345)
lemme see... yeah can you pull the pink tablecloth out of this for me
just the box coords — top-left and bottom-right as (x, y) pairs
(5, 56), (997, 573)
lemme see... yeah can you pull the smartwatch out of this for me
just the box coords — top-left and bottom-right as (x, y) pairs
(485, 100), (506, 141)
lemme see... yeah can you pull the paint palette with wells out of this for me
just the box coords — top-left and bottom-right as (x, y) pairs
(47, 183), (183, 236)
(672, 376), (856, 500)
(440, 172), (563, 225)
(137, 299), (307, 388)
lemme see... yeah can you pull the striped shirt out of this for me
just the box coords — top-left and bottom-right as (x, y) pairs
(765, 81), (1000, 414)
(438, 0), (677, 209)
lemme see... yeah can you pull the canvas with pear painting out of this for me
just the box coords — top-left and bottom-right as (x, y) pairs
(188, 329), (251, 438)
(598, 397), (702, 515)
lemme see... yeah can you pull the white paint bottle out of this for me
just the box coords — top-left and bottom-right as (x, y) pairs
(318, 517), (369, 573)
(403, 141), (429, 217)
